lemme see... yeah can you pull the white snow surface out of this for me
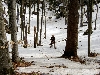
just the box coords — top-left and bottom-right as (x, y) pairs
(2, 1), (100, 75)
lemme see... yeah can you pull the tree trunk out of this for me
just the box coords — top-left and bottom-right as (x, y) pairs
(28, 0), (31, 34)
(9, 0), (20, 63)
(0, 1), (13, 75)
(36, 0), (39, 45)
(37, 0), (39, 32)
(87, 0), (92, 56)
(80, 0), (83, 27)
(23, 25), (28, 48)
(62, 0), (79, 58)
(34, 26), (36, 48)
(44, 16), (46, 39)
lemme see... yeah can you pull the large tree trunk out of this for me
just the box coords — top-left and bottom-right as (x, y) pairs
(9, 0), (20, 63)
(62, 0), (79, 58)
(0, 1), (13, 75)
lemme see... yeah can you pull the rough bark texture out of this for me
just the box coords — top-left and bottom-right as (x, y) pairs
(0, 1), (13, 75)
(9, 0), (20, 62)
(62, 0), (79, 58)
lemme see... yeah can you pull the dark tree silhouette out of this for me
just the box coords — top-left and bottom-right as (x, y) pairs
(62, 0), (79, 58)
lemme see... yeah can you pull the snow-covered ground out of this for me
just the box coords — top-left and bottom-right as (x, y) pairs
(2, 1), (100, 75)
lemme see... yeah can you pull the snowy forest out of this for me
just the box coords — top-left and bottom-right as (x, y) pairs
(0, 0), (100, 75)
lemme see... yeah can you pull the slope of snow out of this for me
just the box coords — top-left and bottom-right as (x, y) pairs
(2, 1), (100, 75)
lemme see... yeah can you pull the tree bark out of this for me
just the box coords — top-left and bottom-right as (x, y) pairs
(87, 0), (92, 56)
(9, 0), (20, 63)
(28, 0), (31, 34)
(36, 0), (39, 45)
(0, 1), (13, 75)
(80, 0), (83, 27)
(62, 0), (79, 58)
